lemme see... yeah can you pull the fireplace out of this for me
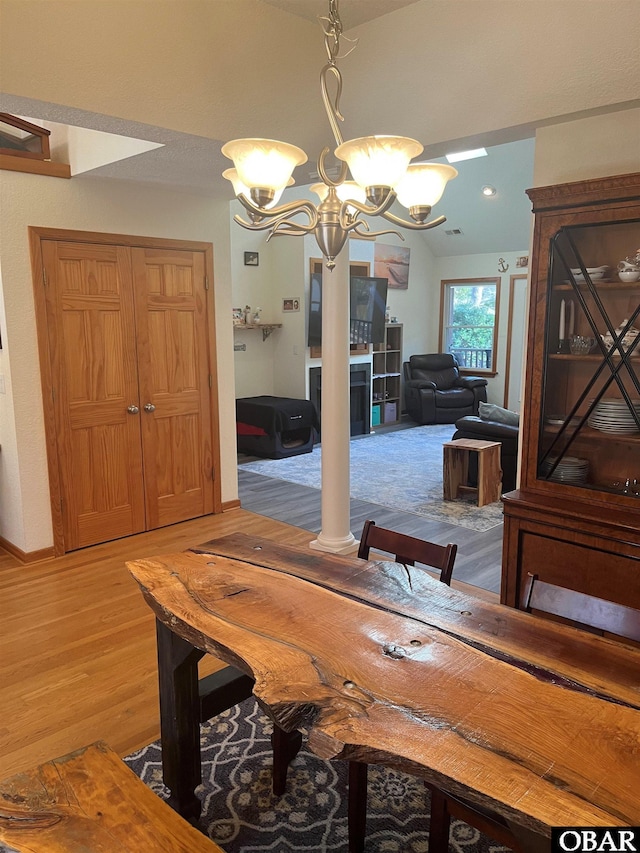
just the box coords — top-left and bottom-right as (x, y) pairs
(309, 364), (371, 437)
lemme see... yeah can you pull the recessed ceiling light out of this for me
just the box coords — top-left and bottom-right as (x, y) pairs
(445, 148), (487, 164)
(482, 185), (497, 196)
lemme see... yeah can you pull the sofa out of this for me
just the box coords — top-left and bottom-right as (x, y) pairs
(403, 353), (488, 425)
(452, 411), (519, 493)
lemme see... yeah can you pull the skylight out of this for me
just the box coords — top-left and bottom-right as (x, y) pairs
(445, 148), (487, 164)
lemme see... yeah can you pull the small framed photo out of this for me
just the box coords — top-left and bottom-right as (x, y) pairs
(232, 307), (244, 325)
(283, 297), (300, 312)
(516, 256), (529, 268)
(244, 251), (259, 266)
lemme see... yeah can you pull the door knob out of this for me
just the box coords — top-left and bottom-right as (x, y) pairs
(127, 405), (140, 414)
(144, 403), (156, 413)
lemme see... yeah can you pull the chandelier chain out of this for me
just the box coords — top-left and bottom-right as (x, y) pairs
(322, 0), (342, 63)
(319, 0), (358, 146)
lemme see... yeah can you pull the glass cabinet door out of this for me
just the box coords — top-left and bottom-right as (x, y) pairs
(538, 218), (640, 497)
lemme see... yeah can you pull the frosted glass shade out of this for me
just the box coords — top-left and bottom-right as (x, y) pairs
(221, 138), (307, 192)
(310, 181), (367, 205)
(334, 135), (423, 189)
(223, 169), (293, 207)
(394, 162), (458, 208)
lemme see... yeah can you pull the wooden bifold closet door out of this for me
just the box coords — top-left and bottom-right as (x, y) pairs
(35, 232), (217, 552)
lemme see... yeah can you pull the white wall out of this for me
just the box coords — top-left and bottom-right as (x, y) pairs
(533, 108), (640, 187)
(271, 237), (308, 399)
(228, 209), (281, 399)
(0, 171), (235, 554)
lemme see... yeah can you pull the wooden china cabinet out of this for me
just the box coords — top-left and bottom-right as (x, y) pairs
(501, 172), (640, 610)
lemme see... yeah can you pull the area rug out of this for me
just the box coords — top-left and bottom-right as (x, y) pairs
(238, 425), (504, 532)
(124, 698), (511, 853)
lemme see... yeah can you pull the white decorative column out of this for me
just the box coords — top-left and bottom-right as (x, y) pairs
(310, 247), (357, 554)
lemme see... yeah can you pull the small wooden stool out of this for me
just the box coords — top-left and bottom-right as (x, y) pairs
(443, 438), (502, 507)
(0, 741), (226, 853)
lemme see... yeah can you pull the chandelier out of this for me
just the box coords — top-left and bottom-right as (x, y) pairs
(221, 0), (457, 269)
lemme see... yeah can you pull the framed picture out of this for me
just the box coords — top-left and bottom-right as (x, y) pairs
(283, 298), (300, 312)
(244, 251), (259, 266)
(232, 307), (244, 325)
(374, 243), (410, 290)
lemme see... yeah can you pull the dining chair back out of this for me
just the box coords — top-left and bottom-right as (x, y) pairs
(520, 573), (640, 642)
(357, 520), (457, 586)
(349, 521), (458, 852)
(425, 576), (640, 853)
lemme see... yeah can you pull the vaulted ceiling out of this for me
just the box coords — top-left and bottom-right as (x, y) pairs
(2, 0), (638, 256)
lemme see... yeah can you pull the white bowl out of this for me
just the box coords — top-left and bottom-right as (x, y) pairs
(570, 265), (609, 282)
(619, 270), (640, 283)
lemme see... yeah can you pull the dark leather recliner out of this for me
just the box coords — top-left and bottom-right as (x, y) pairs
(403, 353), (488, 425)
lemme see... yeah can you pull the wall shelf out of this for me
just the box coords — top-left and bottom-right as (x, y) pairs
(233, 323), (282, 341)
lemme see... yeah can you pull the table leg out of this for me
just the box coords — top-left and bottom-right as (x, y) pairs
(156, 618), (204, 821)
(271, 725), (303, 795)
(348, 760), (368, 853)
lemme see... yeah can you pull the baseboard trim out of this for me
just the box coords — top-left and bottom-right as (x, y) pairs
(222, 499), (242, 511)
(0, 536), (55, 564)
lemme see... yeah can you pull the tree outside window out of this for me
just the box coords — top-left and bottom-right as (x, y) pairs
(439, 278), (500, 373)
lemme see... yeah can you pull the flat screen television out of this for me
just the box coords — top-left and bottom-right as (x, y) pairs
(308, 274), (388, 347)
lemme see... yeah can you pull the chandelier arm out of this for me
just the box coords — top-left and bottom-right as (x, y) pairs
(380, 210), (448, 231)
(352, 224), (406, 241)
(339, 190), (398, 219)
(236, 193), (317, 221)
(233, 203), (318, 233)
(266, 220), (317, 240)
(233, 214), (280, 231)
(338, 208), (359, 230)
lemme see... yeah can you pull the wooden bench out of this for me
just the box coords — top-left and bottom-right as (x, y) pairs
(442, 437), (502, 507)
(0, 741), (225, 853)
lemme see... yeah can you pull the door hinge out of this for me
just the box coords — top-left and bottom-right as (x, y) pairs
(209, 374), (212, 388)
(204, 276), (209, 291)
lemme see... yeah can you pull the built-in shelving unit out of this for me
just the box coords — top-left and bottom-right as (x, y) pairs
(372, 323), (403, 428)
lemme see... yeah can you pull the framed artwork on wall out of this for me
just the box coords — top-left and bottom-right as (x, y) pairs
(283, 298), (300, 312)
(374, 243), (410, 289)
(244, 251), (259, 266)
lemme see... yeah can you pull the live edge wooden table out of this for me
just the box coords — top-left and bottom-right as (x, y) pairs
(127, 533), (640, 848)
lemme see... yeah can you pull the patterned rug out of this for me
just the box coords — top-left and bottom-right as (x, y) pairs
(238, 425), (504, 532)
(124, 698), (511, 853)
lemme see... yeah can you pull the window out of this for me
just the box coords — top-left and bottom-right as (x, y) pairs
(439, 278), (500, 373)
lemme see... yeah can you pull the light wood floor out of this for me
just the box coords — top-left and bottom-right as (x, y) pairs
(1, 503), (499, 781)
(0, 510), (317, 779)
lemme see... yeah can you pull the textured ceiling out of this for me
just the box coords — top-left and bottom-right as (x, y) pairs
(259, 0), (423, 30)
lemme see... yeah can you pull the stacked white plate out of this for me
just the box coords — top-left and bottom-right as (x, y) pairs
(541, 456), (590, 484)
(587, 398), (640, 434)
(569, 265), (609, 282)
